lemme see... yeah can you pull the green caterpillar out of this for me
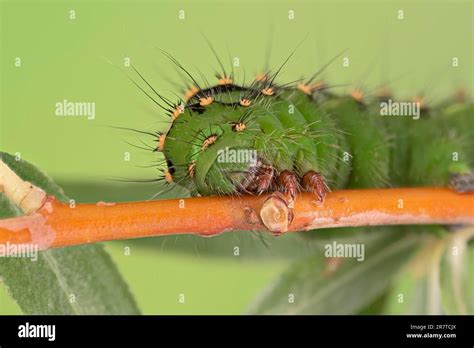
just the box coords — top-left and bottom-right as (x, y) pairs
(132, 54), (473, 203)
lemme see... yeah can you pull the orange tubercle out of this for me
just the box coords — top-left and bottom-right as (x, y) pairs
(199, 96), (214, 106)
(158, 134), (166, 151)
(171, 104), (184, 120)
(239, 98), (251, 107)
(261, 87), (274, 96)
(255, 73), (267, 82)
(350, 89), (364, 103)
(297, 83), (313, 95)
(184, 86), (200, 101)
(218, 76), (233, 85)
(164, 170), (173, 183)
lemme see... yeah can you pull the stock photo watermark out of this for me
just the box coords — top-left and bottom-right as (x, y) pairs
(217, 147), (258, 166)
(0, 242), (38, 262)
(324, 241), (365, 262)
(55, 99), (96, 120)
(380, 99), (421, 120)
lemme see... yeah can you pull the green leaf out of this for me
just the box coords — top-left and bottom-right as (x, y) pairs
(0, 245), (141, 314)
(0, 153), (140, 314)
(247, 228), (424, 314)
(0, 193), (22, 217)
(383, 226), (474, 315)
(1, 152), (68, 202)
(440, 228), (474, 314)
(382, 240), (443, 314)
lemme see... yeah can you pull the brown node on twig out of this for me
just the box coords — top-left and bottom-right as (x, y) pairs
(0, 160), (46, 214)
(243, 207), (260, 225)
(259, 192), (293, 235)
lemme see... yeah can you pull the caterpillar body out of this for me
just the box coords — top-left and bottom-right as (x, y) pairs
(134, 54), (473, 208)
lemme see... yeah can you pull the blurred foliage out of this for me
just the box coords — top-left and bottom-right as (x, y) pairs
(0, 153), (140, 314)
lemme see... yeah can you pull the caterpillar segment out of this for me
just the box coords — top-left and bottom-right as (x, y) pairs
(404, 97), (473, 190)
(155, 68), (474, 234)
(160, 75), (342, 204)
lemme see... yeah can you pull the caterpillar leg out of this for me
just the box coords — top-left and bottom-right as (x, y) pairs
(234, 167), (258, 194)
(277, 170), (300, 202)
(260, 170), (328, 235)
(241, 163), (275, 195)
(302, 170), (330, 202)
(254, 165), (275, 195)
(450, 172), (474, 193)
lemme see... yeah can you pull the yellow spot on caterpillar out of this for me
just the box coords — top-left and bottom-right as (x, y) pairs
(188, 160), (196, 178)
(158, 134), (166, 151)
(165, 170), (173, 183)
(239, 98), (251, 107)
(298, 81), (327, 95)
(376, 87), (391, 99)
(202, 135), (218, 149)
(255, 73), (268, 82)
(234, 122), (246, 132)
(411, 96), (426, 109)
(453, 88), (467, 103)
(261, 87), (274, 96)
(199, 96), (214, 106)
(184, 86), (200, 101)
(350, 89), (364, 103)
(297, 83), (312, 95)
(172, 104), (184, 120)
(218, 76), (233, 85)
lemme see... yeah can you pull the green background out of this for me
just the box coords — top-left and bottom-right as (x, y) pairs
(0, 0), (472, 314)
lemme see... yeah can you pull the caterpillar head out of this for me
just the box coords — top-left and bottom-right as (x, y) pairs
(145, 48), (348, 201)
(161, 78), (271, 196)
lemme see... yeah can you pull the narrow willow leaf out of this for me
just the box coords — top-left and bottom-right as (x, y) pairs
(0, 152), (68, 202)
(0, 153), (140, 314)
(0, 245), (141, 314)
(0, 193), (22, 217)
(247, 229), (424, 314)
(439, 227), (474, 314)
(383, 228), (448, 315)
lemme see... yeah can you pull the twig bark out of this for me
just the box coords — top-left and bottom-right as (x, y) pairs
(0, 159), (46, 214)
(0, 188), (473, 250)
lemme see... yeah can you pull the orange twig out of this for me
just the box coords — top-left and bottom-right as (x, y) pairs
(0, 188), (473, 250)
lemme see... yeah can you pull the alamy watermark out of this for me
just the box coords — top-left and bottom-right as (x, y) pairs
(55, 99), (95, 120)
(0, 242), (38, 261)
(217, 147), (257, 166)
(380, 99), (420, 120)
(324, 241), (365, 262)
(18, 322), (55, 341)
